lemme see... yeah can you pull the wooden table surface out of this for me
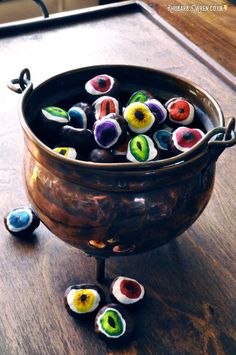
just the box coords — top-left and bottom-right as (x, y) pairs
(0, 2), (235, 354)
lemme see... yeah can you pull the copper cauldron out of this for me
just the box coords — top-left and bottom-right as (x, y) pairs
(10, 65), (236, 279)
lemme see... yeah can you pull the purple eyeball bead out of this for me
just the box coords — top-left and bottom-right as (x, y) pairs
(85, 74), (119, 98)
(145, 99), (167, 126)
(68, 102), (95, 130)
(93, 115), (127, 149)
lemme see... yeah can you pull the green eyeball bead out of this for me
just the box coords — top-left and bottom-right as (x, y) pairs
(95, 303), (134, 343)
(127, 134), (158, 162)
(39, 106), (70, 146)
(126, 90), (153, 106)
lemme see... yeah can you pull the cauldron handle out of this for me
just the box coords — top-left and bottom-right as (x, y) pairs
(7, 68), (32, 94)
(208, 117), (236, 162)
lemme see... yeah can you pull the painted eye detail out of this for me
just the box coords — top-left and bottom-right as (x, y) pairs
(93, 96), (121, 120)
(95, 304), (134, 342)
(166, 98), (195, 125)
(170, 127), (205, 154)
(145, 99), (167, 125)
(93, 117), (122, 149)
(153, 130), (172, 151)
(85, 74), (117, 96)
(110, 276), (145, 306)
(68, 102), (95, 130)
(127, 134), (157, 162)
(4, 207), (40, 237)
(124, 102), (155, 133)
(41, 107), (69, 123)
(64, 284), (106, 318)
(53, 147), (77, 159)
(126, 90), (152, 106)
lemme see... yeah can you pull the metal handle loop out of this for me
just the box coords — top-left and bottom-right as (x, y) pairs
(7, 68), (31, 94)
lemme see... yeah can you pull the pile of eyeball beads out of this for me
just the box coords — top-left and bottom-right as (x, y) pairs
(39, 74), (206, 163)
(64, 276), (145, 343)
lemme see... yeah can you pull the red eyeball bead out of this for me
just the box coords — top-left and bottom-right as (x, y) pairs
(110, 276), (145, 308)
(93, 96), (122, 120)
(166, 97), (195, 126)
(85, 74), (119, 98)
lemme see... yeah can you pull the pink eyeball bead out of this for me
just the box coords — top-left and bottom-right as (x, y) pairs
(169, 127), (205, 155)
(85, 74), (119, 98)
(145, 99), (167, 126)
(165, 97), (195, 126)
(93, 96), (122, 120)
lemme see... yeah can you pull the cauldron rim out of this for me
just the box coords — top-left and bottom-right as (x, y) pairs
(19, 64), (225, 171)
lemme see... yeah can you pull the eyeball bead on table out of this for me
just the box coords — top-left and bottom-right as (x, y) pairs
(4, 207), (40, 237)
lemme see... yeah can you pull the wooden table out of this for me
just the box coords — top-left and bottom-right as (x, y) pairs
(0, 2), (235, 354)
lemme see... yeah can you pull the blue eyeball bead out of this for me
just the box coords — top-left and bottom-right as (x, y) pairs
(68, 102), (95, 130)
(4, 207), (40, 237)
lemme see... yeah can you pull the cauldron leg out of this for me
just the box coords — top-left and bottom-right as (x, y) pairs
(95, 257), (106, 283)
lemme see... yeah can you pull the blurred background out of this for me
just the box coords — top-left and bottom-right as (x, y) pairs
(0, 0), (235, 76)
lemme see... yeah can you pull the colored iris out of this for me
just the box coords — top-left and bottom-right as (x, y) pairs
(94, 118), (121, 149)
(124, 102), (155, 133)
(166, 98), (195, 125)
(67, 288), (101, 314)
(127, 90), (152, 105)
(7, 208), (32, 232)
(153, 130), (172, 151)
(53, 147), (77, 159)
(97, 308), (125, 338)
(127, 134), (157, 162)
(145, 99), (167, 125)
(85, 74), (115, 95)
(111, 276), (145, 305)
(93, 96), (120, 120)
(172, 127), (205, 152)
(68, 106), (87, 128)
(41, 107), (69, 123)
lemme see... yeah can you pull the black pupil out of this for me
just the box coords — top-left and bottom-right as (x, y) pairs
(183, 132), (195, 141)
(135, 110), (144, 120)
(60, 149), (67, 155)
(137, 141), (142, 151)
(108, 316), (116, 328)
(124, 283), (135, 292)
(178, 108), (185, 113)
(80, 294), (87, 302)
(98, 78), (107, 88)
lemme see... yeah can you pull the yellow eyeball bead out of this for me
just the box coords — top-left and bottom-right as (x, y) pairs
(64, 284), (106, 318)
(124, 102), (155, 133)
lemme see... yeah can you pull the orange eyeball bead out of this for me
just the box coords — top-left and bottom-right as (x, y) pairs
(165, 97), (195, 126)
